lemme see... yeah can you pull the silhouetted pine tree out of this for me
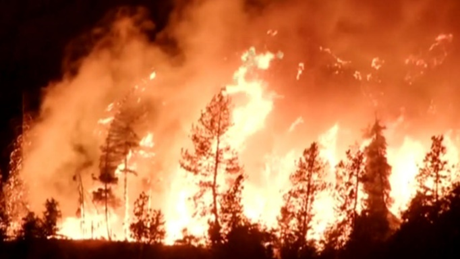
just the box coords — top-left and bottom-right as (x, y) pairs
(130, 192), (166, 244)
(345, 120), (392, 258)
(19, 212), (43, 240)
(93, 132), (120, 240)
(403, 135), (452, 223)
(278, 142), (327, 258)
(180, 89), (243, 246)
(93, 97), (143, 240)
(324, 148), (365, 250)
(363, 120), (392, 212)
(220, 174), (246, 237)
(41, 198), (62, 238)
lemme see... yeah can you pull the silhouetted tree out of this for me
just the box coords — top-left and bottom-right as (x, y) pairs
(362, 120), (392, 237)
(220, 174), (246, 237)
(223, 223), (276, 259)
(278, 142), (327, 258)
(216, 174), (274, 258)
(71, 144), (92, 237)
(402, 135), (452, 225)
(180, 89), (242, 245)
(41, 198), (62, 238)
(344, 120), (392, 258)
(130, 192), (166, 244)
(19, 212), (43, 240)
(417, 136), (450, 203)
(325, 147), (365, 250)
(93, 138), (120, 241)
(174, 228), (201, 246)
(94, 88), (146, 240)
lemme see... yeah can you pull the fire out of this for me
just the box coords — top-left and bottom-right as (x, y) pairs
(7, 34), (460, 247)
(161, 47), (282, 243)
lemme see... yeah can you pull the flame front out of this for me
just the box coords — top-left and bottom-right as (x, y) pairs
(10, 38), (460, 247)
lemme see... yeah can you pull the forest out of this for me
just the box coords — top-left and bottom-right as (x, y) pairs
(1, 83), (460, 259)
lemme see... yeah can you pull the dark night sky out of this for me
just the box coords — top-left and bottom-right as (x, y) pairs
(0, 0), (174, 176)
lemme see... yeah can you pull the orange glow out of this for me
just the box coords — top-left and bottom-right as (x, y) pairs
(8, 28), (460, 248)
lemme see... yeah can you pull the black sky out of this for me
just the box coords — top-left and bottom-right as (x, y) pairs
(0, 0), (174, 176)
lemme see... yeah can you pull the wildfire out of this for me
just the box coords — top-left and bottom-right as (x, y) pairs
(6, 35), (459, 248)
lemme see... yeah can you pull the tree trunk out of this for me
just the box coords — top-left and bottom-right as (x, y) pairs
(104, 183), (111, 241)
(435, 169), (439, 203)
(123, 155), (129, 241)
(212, 109), (223, 231)
(77, 172), (85, 237)
(353, 167), (360, 225)
(303, 171), (313, 243)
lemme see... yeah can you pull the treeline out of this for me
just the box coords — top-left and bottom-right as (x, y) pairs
(1, 87), (460, 259)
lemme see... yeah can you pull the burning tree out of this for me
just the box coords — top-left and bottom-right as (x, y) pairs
(2, 117), (31, 236)
(130, 192), (166, 244)
(403, 135), (452, 222)
(180, 89), (243, 245)
(93, 132), (121, 240)
(93, 93), (144, 240)
(278, 142), (327, 256)
(0, 178), (10, 241)
(220, 174), (246, 237)
(362, 120), (392, 217)
(345, 120), (392, 257)
(325, 147), (365, 249)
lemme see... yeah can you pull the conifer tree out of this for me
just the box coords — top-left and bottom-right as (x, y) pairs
(416, 135), (451, 204)
(326, 148), (365, 248)
(363, 120), (392, 217)
(403, 135), (451, 222)
(220, 174), (246, 238)
(130, 192), (166, 244)
(94, 95), (144, 240)
(180, 89), (243, 245)
(93, 131), (121, 240)
(278, 142), (327, 254)
(347, 120), (392, 251)
(41, 198), (62, 238)
(19, 212), (43, 240)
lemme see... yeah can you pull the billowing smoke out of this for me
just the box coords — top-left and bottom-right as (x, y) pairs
(17, 0), (460, 239)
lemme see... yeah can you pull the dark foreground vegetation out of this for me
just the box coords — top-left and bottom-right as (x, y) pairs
(2, 89), (460, 259)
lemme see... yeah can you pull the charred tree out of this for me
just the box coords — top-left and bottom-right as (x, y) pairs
(278, 142), (327, 255)
(180, 89), (242, 245)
